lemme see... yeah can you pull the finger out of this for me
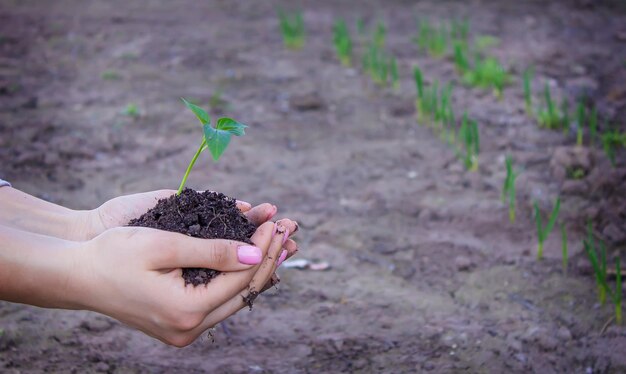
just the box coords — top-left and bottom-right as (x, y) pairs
(236, 200), (252, 212)
(139, 228), (264, 271)
(275, 219), (299, 237)
(244, 203), (277, 226)
(191, 270), (282, 336)
(188, 221), (277, 311)
(241, 222), (290, 309)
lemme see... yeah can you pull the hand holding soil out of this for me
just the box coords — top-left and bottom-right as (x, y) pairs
(0, 185), (299, 347)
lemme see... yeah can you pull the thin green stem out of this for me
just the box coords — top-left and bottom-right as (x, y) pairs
(177, 139), (207, 195)
(537, 241), (544, 261)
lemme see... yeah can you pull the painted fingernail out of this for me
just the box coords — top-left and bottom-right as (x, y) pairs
(271, 222), (278, 238)
(277, 249), (288, 267)
(282, 228), (290, 245)
(237, 246), (262, 265)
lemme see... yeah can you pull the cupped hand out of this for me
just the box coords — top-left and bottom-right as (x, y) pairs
(76, 218), (298, 347)
(85, 190), (278, 239)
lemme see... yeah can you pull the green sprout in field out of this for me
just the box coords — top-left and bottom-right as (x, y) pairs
(576, 100), (586, 146)
(533, 197), (561, 260)
(584, 229), (609, 306)
(462, 55), (510, 99)
(362, 38), (396, 88)
(501, 155), (519, 223)
(589, 106), (598, 146)
(536, 83), (568, 130)
(177, 98), (246, 196)
(614, 257), (622, 325)
(123, 103), (140, 118)
(450, 18), (469, 44)
(601, 128), (626, 166)
(457, 112), (479, 171)
(561, 222), (568, 276)
(413, 19), (448, 58)
(278, 9), (305, 50)
(523, 67), (533, 116)
(333, 19), (353, 66)
(414, 66), (425, 121)
(474, 35), (499, 52)
(453, 41), (470, 74)
(373, 21), (386, 48)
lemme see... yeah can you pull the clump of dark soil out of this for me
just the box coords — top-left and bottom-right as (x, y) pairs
(128, 188), (256, 286)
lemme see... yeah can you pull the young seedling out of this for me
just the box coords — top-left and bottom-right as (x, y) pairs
(501, 155), (518, 223)
(462, 55), (510, 99)
(523, 67), (533, 116)
(177, 98), (247, 195)
(390, 56), (399, 90)
(458, 112), (479, 171)
(614, 257), (623, 325)
(589, 106), (598, 146)
(414, 66), (424, 113)
(561, 222), (568, 275)
(333, 19), (353, 66)
(450, 18), (469, 44)
(413, 19), (448, 58)
(373, 21), (386, 49)
(583, 221), (611, 305)
(453, 41), (470, 73)
(123, 103), (140, 118)
(533, 197), (561, 260)
(601, 128), (626, 166)
(278, 9), (305, 50)
(536, 83), (567, 130)
(576, 100), (586, 146)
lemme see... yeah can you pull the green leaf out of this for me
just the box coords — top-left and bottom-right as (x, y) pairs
(544, 197), (561, 237)
(216, 117), (247, 136)
(182, 98), (210, 125)
(203, 125), (232, 161)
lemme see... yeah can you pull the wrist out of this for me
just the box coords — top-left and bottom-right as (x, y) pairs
(0, 225), (88, 309)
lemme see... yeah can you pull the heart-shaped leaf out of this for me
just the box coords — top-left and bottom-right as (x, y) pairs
(203, 125), (232, 161)
(182, 98), (210, 125)
(216, 117), (247, 136)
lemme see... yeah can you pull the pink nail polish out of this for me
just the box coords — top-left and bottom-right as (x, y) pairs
(271, 222), (278, 238)
(237, 246), (262, 265)
(282, 228), (290, 245)
(277, 249), (288, 267)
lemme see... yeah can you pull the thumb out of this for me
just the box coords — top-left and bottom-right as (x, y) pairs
(136, 228), (264, 272)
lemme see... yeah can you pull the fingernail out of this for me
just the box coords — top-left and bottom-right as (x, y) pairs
(277, 249), (288, 267)
(238, 200), (252, 210)
(266, 205), (278, 220)
(271, 222), (278, 238)
(238, 246), (262, 265)
(293, 221), (300, 233)
(282, 228), (290, 245)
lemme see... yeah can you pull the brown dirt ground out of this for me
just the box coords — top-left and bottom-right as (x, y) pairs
(1, 0), (626, 372)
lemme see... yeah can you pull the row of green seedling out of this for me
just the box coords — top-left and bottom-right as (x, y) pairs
(584, 222), (622, 325)
(414, 66), (479, 170)
(524, 69), (624, 165)
(414, 18), (469, 58)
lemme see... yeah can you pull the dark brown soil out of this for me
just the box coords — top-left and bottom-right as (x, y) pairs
(128, 188), (256, 286)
